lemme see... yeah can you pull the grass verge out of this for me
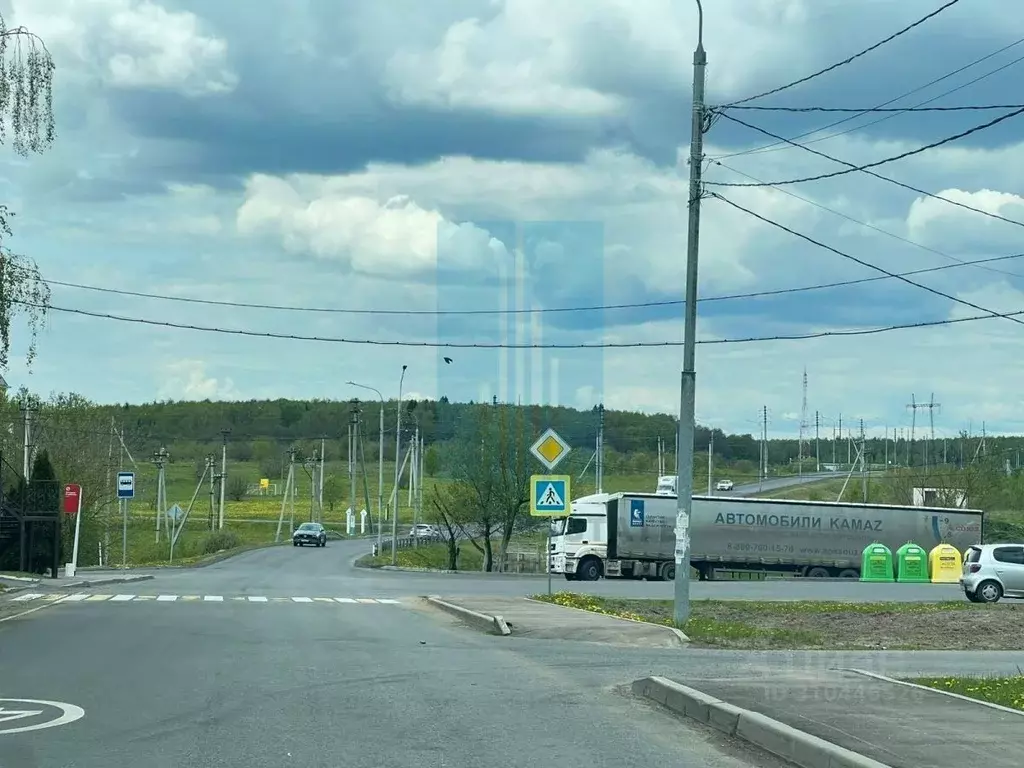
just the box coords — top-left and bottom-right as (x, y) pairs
(909, 676), (1024, 711)
(530, 593), (1024, 650)
(359, 542), (483, 571)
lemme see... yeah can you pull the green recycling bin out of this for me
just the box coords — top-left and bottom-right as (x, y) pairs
(860, 542), (894, 582)
(895, 542), (930, 583)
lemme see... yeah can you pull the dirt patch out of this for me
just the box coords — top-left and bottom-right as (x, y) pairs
(533, 593), (1024, 651)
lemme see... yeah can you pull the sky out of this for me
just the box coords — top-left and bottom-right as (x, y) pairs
(2, 0), (1024, 441)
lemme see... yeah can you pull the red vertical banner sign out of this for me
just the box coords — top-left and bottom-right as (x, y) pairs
(63, 484), (82, 515)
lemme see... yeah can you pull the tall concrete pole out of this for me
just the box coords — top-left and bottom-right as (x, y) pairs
(392, 365), (407, 565)
(674, 0), (707, 626)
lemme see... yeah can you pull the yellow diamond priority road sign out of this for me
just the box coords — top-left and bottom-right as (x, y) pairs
(530, 427), (571, 471)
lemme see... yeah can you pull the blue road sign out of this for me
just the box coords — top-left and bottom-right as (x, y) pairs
(117, 471), (135, 499)
(530, 474), (570, 517)
(630, 499), (645, 527)
(167, 503), (184, 522)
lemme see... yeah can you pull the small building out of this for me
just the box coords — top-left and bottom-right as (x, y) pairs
(912, 487), (967, 508)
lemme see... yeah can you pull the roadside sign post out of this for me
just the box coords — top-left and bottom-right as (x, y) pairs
(529, 427), (572, 595)
(62, 484), (83, 578)
(117, 472), (135, 568)
(167, 504), (184, 564)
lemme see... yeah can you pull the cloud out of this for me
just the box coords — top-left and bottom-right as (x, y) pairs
(6, 0), (1024, 444)
(11, 0), (237, 96)
(156, 360), (237, 401)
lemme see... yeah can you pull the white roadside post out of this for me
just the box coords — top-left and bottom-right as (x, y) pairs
(529, 427), (572, 594)
(63, 484), (83, 578)
(117, 471), (135, 568)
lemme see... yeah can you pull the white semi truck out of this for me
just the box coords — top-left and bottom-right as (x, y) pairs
(549, 492), (984, 581)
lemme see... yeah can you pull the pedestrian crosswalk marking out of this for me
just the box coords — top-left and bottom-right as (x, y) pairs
(4, 593), (405, 606)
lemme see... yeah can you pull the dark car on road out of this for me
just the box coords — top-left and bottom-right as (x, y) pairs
(292, 522), (327, 547)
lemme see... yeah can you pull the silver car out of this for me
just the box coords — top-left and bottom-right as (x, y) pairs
(960, 543), (1024, 603)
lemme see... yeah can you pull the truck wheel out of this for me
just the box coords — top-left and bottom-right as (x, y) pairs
(837, 569), (859, 579)
(661, 563), (676, 581)
(564, 573), (576, 581)
(577, 557), (602, 581)
(805, 566), (831, 578)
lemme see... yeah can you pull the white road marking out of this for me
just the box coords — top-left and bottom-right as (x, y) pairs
(0, 699), (85, 735)
(247, 596), (268, 602)
(203, 595), (223, 602)
(290, 597), (313, 603)
(156, 595), (178, 602)
(63, 594), (90, 602)
(376, 599), (402, 604)
(110, 594), (135, 602)
(334, 598), (357, 603)
(355, 598), (379, 604)
(12, 593), (43, 602)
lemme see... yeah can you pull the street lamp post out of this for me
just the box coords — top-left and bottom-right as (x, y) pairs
(347, 381), (385, 553)
(393, 365), (408, 565)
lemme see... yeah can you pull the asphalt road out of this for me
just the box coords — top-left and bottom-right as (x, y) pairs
(1, 552), (797, 767)
(77, 539), (966, 602)
(4, 539), (1018, 767)
(730, 471), (842, 497)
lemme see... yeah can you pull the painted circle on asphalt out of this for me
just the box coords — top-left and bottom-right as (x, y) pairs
(0, 699), (85, 735)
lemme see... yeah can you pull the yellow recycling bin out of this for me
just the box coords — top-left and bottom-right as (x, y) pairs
(928, 543), (962, 583)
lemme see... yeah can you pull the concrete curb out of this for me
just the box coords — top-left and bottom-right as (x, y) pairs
(524, 596), (689, 646)
(632, 676), (892, 768)
(424, 596), (512, 636)
(841, 668), (1024, 719)
(0, 574), (39, 583)
(66, 574), (156, 588)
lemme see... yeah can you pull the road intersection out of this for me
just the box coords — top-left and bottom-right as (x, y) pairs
(1, 537), (1019, 768)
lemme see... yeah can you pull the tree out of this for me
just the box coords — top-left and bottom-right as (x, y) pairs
(0, 14), (56, 371)
(427, 481), (475, 570)
(227, 475), (248, 501)
(26, 449), (59, 574)
(439, 403), (532, 571)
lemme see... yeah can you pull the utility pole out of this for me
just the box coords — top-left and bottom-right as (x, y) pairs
(814, 411), (820, 472)
(673, 2), (707, 626)
(207, 455), (216, 530)
(275, 449), (297, 542)
(20, 404), (32, 479)
(377, 399), (384, 549)
(707, 432), (713, 495)
(411, 423), (420, 547)
(860, 419), (867, 502)
(596, 403), (605, 493)
(218, 429), (230, 529)
(760, 405), (767, 489)
(837, 414), (841, 467)
(318, 436), (325, 520)
(349, 403), (358, 529)
(798, 367), (808, 477)
(392, 365), (407, 565)
(153, 447), (169, 543)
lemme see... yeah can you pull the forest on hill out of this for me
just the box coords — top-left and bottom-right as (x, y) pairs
(0, 390), (1012, 488)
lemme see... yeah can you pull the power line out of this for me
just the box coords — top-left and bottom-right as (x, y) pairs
(711, 193), (1024, 329)
(716, 112), (1024, 228)
(709, 106), (1024, 187)
(13, 298), (1024, 348)
(24, 251), (1024, 317)
(727, 104), (1024, 113)
(713, 38), (1024, 160)
(722, 0), (963, 107)
(710, 159), (1024, 280)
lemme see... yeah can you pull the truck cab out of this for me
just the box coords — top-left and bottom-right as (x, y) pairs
(549, 493), (612, 581)
(655, 475), (677, 496)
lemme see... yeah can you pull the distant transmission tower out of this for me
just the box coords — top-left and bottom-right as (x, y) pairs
(906, 393), (940, 467)
(798, 368), (809, 476)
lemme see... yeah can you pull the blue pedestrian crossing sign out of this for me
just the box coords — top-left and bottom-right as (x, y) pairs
(530, 474), (571, 517)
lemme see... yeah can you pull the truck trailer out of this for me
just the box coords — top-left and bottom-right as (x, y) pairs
(549, 492), (983, 581)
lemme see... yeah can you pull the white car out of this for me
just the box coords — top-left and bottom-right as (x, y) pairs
(961, 543), (1024, 603)
(409, 524), (438, 538)
(715, 479), (734, 491)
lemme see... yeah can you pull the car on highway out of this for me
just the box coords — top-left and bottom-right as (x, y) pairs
(715, 479), (734, 491)
(961, 543), (1024, 603)
(292, 522), (327, 548)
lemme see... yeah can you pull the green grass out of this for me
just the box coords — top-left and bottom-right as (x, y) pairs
(359, 542), (483, 571)
(530, 593), (1024, 650)
(910, 676), (1024, 711)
